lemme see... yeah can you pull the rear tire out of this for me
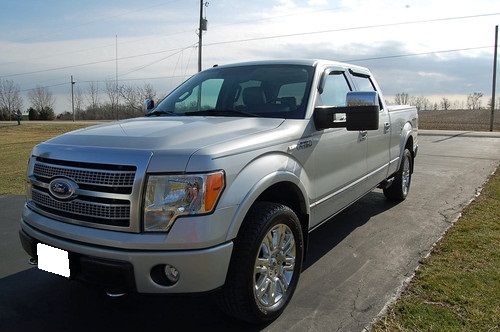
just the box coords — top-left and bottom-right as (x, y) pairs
(217, 202), (303, 324)
(383, 148), (412, 201)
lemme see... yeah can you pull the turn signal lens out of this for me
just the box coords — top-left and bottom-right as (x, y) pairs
(205, 171), (225, 211)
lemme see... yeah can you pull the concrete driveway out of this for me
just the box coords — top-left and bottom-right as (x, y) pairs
(1, 133), (499, 331)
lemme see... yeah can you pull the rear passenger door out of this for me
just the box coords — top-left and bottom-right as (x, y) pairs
(311, 68), (368, 227)
(349, 70), (391, 188)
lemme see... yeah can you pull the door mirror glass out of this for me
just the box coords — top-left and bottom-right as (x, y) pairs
(143, 99), (154, 113)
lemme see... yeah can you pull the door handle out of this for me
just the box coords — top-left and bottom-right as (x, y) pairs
(384, 122), (391, 133)
(359, 130), (368, 141)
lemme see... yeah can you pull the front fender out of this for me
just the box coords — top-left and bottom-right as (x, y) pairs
(223, 153), (311, 241)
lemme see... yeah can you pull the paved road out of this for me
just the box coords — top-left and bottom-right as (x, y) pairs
(1, 134), (499, 331)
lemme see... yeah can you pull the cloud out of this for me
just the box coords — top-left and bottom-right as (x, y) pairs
(254, 40), (494, 96)
(307, 0), (328, 6)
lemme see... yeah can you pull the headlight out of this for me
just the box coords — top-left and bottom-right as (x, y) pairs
(143, 170), (225, 232)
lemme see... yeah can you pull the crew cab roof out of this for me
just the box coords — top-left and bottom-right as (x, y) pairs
(211, 59), (370, 74)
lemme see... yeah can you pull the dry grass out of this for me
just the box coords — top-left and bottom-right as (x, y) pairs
(0, 122), (93, 195)
(373, 170), (500, 331)
(418, 109), (500, 131)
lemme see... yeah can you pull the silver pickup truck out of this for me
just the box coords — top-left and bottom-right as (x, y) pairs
(20, 59), (417, 323)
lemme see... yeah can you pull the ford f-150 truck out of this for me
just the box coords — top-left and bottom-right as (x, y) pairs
(20, 59), (417, 323)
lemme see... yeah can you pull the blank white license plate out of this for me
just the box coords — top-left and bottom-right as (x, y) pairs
(37, 243), (70, 278)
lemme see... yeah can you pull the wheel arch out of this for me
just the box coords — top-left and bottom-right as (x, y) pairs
(225, 172), (311, 253)
(400, 122), (416, 173)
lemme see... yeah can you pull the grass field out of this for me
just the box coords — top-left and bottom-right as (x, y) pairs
(418, 109), (500, 131)
(0, 122), (93, 195)
(374, 170), (500, 331)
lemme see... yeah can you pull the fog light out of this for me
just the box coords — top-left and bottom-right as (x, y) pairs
(164, 264), (179, 283)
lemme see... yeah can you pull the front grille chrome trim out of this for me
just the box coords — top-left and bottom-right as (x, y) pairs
(33, 160), (136, 188)
(29, 176), (130, 200)
(27, 203), (131, 231)
(31, 188), (130, 221)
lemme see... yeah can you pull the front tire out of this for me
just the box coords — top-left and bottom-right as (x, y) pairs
(218, 202), (304, 323)
(383, 148), (412, 201)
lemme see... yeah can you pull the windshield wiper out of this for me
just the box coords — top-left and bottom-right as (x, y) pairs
(183, 109), (258, 117)
(145, 109), (179, 117)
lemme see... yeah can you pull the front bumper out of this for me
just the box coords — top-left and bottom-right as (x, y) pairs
(20, 220), (233, 294)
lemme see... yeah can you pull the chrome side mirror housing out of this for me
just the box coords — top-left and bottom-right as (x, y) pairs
(346, 91), (379, 107)
(313, 91), (380, 131)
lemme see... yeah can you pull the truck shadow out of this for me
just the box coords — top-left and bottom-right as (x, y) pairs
(0, 191), (397, 332)
(303, 190), (397, 270)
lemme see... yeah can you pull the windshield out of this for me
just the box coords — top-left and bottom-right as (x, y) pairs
(153, 64), (314, 119)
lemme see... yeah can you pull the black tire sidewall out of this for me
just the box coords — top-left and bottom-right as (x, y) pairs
(245, 205), (304, 321)
(400, 149), (412, 199)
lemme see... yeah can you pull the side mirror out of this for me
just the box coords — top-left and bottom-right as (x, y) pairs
(143, 99), (154, 113)
(313, 91), (380, 131)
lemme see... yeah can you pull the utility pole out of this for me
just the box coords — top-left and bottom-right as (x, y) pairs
(115, 34), (119, 121)
(197, 0), (208, 72)
(490, 25), (498, 132)
(71, 75), (75, 122)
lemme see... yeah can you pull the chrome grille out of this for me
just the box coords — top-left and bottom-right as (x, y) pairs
(33, 161), (135, 187)
(31, 189), (130, 221)
(28, 157), (136, 229)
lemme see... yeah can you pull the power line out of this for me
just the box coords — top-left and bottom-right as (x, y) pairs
(20, 82), (68, 92)
(0, 43), (197, 78)
(18, 74), (194, 93)
(343, 45), (492, 62)
(204, 12), (500, 47)
(119, 43), (197, 77)
(18, 45), (493, 92)
(2, 10), (496, 68)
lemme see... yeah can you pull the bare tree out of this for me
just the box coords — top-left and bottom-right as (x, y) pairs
(86, 81), (100, 110)
(141, 83), (157, 101)
(440, 97), (451, 111)
(394, 92), (410, 105)
(0, 79), (23, 120)
(466, 92), (483, 110)
(105, 79), (119, 119)
(74, 86), (84, 112)
(487, 96), (500, 110)
(27, 86), (55, 111)
(119, 83), (158, 114)
(409, 95), (430, 111)
(119, 83), (142, 112)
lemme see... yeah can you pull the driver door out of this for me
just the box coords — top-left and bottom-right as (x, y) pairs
(311, 68), (368, 228)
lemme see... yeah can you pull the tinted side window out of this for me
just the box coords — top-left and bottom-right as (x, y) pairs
(317, 72), (351, 107)
(352, 75), (376, 92)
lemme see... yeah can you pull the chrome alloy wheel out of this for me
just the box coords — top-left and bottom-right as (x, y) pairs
(253, 223), (296, 311)
(402, 154), (411, 195)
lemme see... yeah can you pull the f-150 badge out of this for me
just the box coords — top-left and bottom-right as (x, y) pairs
(288, 139), (313, 152)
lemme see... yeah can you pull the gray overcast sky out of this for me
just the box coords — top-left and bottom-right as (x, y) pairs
(0, 0), (499, 113)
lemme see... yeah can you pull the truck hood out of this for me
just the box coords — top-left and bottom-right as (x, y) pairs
(47, 117), (284, 150)
(39, 116), (284, 171)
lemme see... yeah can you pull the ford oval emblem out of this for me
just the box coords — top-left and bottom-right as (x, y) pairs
(48, 178), (78, 200)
